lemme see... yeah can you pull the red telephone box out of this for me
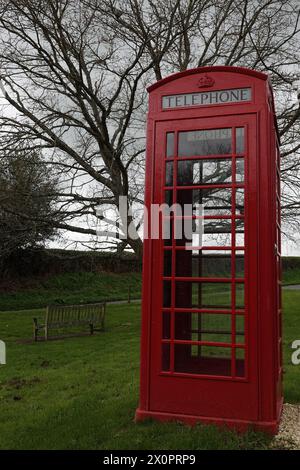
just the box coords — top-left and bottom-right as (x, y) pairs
(136, 66), (282, 434)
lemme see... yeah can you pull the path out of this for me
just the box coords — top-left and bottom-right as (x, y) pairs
(283, 284), (300, 290)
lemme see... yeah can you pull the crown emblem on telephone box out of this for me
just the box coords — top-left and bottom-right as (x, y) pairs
(198, 74), (215, 88)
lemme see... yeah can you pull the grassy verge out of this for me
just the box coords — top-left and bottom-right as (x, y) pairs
(282, 268), (300, 285)
(0, 290), (299, 450)
(0, 272), (142, 311)
(1, 265), (300, 313)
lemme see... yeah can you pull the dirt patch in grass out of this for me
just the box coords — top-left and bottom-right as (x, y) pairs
(1, 376), (41, 390)
(272, 404), (300, 449)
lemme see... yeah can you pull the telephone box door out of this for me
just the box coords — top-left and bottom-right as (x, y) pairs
(149, 114), (259, 421)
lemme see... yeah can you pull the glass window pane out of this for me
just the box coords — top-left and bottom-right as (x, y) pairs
(235, 220), (244, 247)
(174, 344), (231, 376)
(200, 345), (231, 358)
(177, 159), (232, 186)
(236, 158), (244, 182)
(236, 251), (245, 277)
(236, 189), (244, 215)
(162, 343), (170, 371)
(175, 312), (232, 342)
(175, 250), (192, 277)
(236, 283), (244, 308)
(178, 129), (232, 156)
(200, 251), (231, 277)
(163, 218), (172, 245)
(236, 315), (245, 344)
(201, 219), (232, 247)
(162, 312), (171, 339)
(175, 281), (231, 309)
(163, 281), (171, 307)
(164, 250), (172, 276)
(165, 161), (173, 186)
(165, 190), (173, 206)
(185, 220), (232, 249)
(236, 128), (244, 154)
(176, 250), (232, 278)
(177, 188), (232, 216)
(235, 348), (245, 377)
(166, 132), (174, 157)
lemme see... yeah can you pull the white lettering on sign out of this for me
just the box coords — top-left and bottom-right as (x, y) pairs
(162, 88), (251, 109)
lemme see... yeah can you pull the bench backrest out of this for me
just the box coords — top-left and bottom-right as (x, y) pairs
(46, 303), (105, 327)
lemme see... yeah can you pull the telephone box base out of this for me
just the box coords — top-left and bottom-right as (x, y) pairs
(135, 407), (282, 436)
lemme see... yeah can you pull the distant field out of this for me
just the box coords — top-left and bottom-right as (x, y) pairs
(0, 290), (299, 450)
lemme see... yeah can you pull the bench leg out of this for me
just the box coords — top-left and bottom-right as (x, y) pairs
(33, 318), (38, 342)
(89, 323), (94, 335)
(102, 304), (106, 331)
(34, 328), (38, 342)
(45, 326), (48, 341)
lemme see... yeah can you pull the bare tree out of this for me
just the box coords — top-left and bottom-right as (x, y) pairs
(0, 0), (299, 256)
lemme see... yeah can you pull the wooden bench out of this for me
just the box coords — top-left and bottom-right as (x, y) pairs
(33, 302), (106, 341)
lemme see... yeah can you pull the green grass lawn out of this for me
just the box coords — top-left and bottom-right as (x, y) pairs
(0, 290), (299, 450)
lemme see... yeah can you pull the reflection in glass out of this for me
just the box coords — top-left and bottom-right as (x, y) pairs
(179, 128), (232, 156)
(164, 190), (173, 205)
(236, 189), (244, 215)
(165, 161), (173, 186)
(201, 219), (232, 247)
(177, 188), (232, 216)
(236, 158), (244, 182)
(177, 159), (232, 186)
(166, 132), (174, 158)
(236, 220), (245, 247)
(236, 127), (244, 154)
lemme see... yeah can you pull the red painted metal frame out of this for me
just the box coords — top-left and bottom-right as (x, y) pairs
(136, 66), (282, 434)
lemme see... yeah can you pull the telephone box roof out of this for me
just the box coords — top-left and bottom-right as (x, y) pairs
(147, 65), (280, 143)
(147, 66), (269, 92)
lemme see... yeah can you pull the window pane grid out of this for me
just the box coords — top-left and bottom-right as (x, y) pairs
(162, 126), (247, 379)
